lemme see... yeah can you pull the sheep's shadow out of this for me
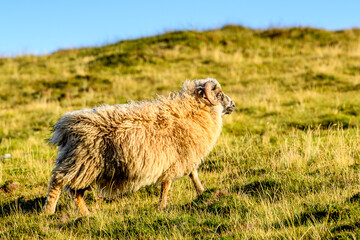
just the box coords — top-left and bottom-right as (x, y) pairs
(178, 188), (243, 218)
(0, 196), (46, 217)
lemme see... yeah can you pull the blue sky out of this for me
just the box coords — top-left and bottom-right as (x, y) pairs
(1, 1), (359, 56)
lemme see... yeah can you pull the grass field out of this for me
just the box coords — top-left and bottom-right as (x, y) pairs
(1, 25), (360, 239)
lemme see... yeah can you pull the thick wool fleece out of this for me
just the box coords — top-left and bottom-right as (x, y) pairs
(49, 80), (223, 196)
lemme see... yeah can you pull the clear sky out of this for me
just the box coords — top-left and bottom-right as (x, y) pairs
(1, 1), (359, 56)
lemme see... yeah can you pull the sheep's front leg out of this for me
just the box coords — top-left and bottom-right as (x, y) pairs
(159, 180), (171, 209)
(69, 188), (90, 216)
(189, 170), (204, 195)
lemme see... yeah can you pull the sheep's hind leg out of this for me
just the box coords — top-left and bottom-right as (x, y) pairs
(189, 170), (204, 195)
(69, 188), (90, 216)
(159, 180), (171, 209)
(43, 176), (63, 214)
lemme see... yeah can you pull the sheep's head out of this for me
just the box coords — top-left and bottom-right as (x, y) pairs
(185, 78), (235, 115)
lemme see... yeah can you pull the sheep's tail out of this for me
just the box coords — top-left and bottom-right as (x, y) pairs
(49, 107), (111, 147)
(49, 115), (72, 148)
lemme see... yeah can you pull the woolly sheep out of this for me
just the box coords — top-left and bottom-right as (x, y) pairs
(43, 78), (235, 215)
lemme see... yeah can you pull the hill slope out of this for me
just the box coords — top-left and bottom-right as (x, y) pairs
(0, 26), (360, 239)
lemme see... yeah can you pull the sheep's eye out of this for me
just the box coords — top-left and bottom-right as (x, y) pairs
(198, 90), (205, 98)
(218, 93), (224, 100)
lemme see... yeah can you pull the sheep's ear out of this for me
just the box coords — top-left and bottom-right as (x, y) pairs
(204, 81), (219, 105)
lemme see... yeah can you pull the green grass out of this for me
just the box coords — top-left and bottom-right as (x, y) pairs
(1, 25), (360, 239)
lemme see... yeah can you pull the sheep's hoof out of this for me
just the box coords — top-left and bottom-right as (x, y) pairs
(158, 203), (167, 210)
(197, 188), (205, 195)
(43, 205), (56, 215)
(78, 208), (91, 216)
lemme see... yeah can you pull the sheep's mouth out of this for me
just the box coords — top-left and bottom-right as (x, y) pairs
(223, 106), (235, 115)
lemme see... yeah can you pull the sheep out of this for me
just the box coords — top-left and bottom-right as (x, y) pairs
(43, 78), (235, 215)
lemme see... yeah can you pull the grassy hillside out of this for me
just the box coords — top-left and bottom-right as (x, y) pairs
(1, 25), (360, 239)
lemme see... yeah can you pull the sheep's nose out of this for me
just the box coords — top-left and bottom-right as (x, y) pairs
(224, 100), (235, 114)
